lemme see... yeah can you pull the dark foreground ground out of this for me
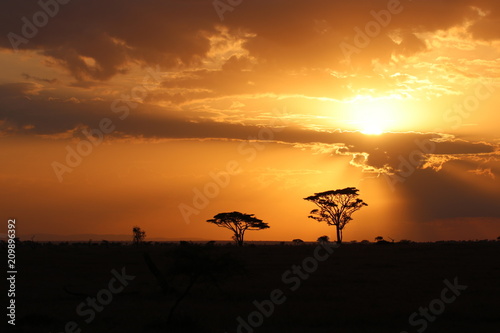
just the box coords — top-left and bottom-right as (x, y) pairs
(5, 241), (500, 333)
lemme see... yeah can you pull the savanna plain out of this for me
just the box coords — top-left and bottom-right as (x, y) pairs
(8, 240), (500, 333)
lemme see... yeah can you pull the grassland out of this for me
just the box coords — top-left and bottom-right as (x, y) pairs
(8, 240), (500, 333)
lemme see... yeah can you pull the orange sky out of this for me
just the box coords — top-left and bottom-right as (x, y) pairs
(1, 0), (499, 242)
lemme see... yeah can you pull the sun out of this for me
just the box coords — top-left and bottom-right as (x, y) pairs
(348, 97), (398, 135)
(359, 111), (388, 135)
(361, 124), (384, 135)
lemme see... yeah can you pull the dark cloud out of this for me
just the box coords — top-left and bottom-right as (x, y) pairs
(0, 82), (40, 96)
(1, 0), (217, 80)
(2, 0), (499, 82)
(391, 161), (500, 223)
(22, 73), (58, 84)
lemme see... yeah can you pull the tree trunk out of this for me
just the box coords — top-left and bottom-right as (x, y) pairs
(336, 226), (342, 244)
(234, 232), (244, 246)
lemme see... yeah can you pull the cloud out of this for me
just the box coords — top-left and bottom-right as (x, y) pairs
(0, 82), (43, 96)
(22, 73), (58, 84)
(1, 0), (217, 80)
(1, 80), (497, 179)
(1, 1), (499, 183)
(1, 0), (499, 83)
(468, 167), (495, 178)
(392, 160), (500, 223)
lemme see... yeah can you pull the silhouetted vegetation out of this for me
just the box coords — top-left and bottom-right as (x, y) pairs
(7, 188), (497, 332)
(132, 226), (146, 246)
(206, 211), (269, 246)
(304, 187), (367, 244)
(317, 235), (330, 243)
(375, 236), (395, 245)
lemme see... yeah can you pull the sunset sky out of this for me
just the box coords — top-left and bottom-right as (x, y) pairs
(1, 0), (499, 242)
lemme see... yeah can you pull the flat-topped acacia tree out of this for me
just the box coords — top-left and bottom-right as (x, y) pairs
(304, 187), (367, 244)
(206, 211), (269, 246)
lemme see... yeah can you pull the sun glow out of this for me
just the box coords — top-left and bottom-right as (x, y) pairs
(361, 123), (384, 135)
(349, 97), (399, 135)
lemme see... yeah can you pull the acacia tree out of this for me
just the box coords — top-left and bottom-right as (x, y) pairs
(132, 226), (146, 246)
(206, 211), (269, 246)
(304, 187), (367, 244)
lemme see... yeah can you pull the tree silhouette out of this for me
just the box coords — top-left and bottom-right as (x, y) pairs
(206, 211), (269, 246)
(132, 226), (146, 246)
(304, 187), (367, 244)
(317, 235), (330, 243)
